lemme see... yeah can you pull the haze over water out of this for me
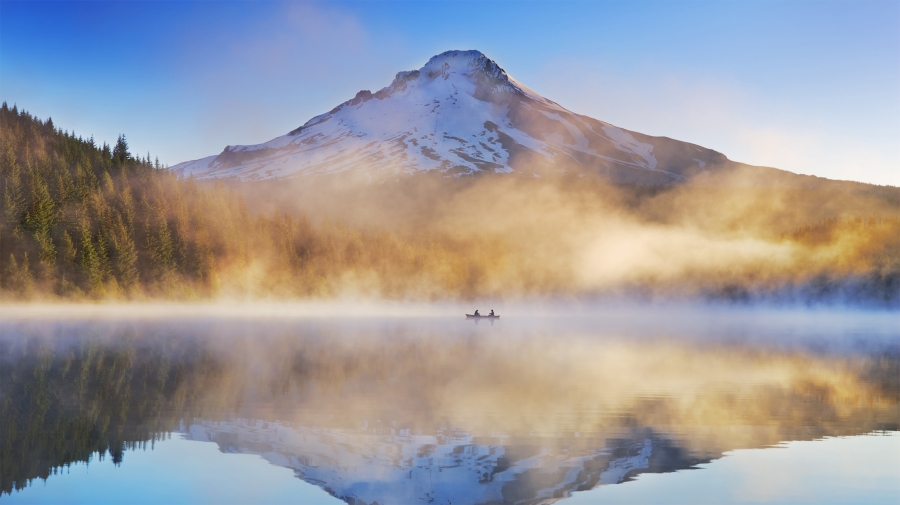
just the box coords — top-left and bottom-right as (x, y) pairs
(2, 305), (897, 504)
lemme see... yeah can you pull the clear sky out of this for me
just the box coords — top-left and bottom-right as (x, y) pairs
(2, 0), (898, 185)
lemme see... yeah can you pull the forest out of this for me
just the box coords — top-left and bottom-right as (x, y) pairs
(0, 103), (500, 300)
(1, 103), (898, 304)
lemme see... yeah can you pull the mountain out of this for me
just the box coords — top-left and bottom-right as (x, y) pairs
(171, 50), (734, 184)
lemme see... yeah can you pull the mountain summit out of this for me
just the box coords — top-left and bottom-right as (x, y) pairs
(172, 50), (730, 183)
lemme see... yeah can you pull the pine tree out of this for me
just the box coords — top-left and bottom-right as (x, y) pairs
(121, 183), (134, 232)
(3, 253), (34, 296)
(2, 154), (24, 225)
(1, 254), (16, 291)
(102, 170), (114, 195)
(25, 175), (57, 265)
(79, 223), (103, 295)
(96, 231), (112, 281)
(150, 211), (175, 279)
(60, 230), (77, 264)
(111, 213), (138, 292)
(57, 164), (75, 204)
(113, 135), (129, 166)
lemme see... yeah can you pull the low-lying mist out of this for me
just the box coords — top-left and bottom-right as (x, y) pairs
(230, 164), (899, 305)
(2, 105), (897, 305)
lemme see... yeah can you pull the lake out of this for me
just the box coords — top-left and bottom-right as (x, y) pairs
(1, 304), (898, 504)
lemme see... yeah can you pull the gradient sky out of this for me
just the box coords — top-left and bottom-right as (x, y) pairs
(2, 0), (898, 185)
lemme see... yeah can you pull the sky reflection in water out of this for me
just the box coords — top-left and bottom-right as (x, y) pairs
(1, 307), (898, 504)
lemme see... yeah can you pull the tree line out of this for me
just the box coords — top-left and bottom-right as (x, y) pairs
(0, 103), (502, 300)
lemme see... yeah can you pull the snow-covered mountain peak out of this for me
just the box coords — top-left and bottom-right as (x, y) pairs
(330, 49), (518, 113)
(172, 50), (729, 182)
(421, 49), (514, 90)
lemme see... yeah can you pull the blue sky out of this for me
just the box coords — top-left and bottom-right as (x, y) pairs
(2, 0), (898, 185)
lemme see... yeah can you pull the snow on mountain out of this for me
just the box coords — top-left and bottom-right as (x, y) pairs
(171, 50), (729, 183)
(183, 419), (700, 505)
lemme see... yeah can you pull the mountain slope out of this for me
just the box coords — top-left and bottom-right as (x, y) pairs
(172, 50), (731, 184)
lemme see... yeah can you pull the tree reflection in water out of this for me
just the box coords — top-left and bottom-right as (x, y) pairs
(1, 316), (897, 504)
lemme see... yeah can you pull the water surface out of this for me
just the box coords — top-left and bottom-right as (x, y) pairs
(1, 306), (898, 504)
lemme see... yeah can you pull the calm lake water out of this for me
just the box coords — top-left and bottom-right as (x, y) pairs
(1, 305), (898, 504)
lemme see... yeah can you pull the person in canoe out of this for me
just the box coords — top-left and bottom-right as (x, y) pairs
(474, 310), (480, 316)
(489, 310), (495, 316)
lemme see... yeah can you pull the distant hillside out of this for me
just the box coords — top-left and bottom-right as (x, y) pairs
(1, 104), (898, 304)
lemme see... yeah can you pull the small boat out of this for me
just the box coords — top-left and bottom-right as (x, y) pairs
(466, 314), (499, 319)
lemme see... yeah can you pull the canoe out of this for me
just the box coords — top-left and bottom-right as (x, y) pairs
(465, 314), (499, 319)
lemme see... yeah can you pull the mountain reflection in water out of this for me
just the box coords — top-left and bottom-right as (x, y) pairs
(1, 311), (898, 504)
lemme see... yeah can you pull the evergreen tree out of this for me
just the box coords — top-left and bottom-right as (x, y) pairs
(149, 211), (175, 279)
(111, 213), (138, 291)
(2, 253), (34, 295)
(2, 154), (23, 225)
(121, 183), (134, 232)
(24, 175), (56, 265)
(112, 135), (129, 166)
(79, 223), (103, 295)
(59, 230), (77, 264)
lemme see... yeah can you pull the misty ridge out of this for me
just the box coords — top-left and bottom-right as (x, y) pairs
(0, 97), (898, 305)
